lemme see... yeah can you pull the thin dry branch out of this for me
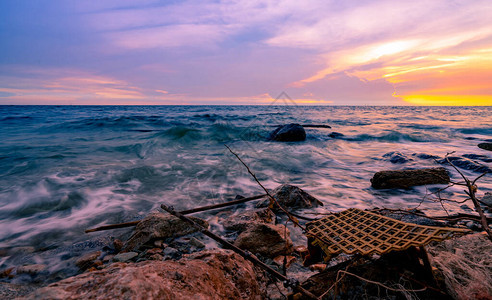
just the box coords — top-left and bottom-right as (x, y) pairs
(444, 153), (492, 241)
(225, 144), (306, 231)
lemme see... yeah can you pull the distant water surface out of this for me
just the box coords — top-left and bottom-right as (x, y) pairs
(0, 105), (491, 251)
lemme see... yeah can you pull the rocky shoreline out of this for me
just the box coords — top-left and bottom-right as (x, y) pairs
(1, 182), (491, 299)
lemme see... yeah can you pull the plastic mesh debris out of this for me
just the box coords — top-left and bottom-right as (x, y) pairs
(306, 208), (470, 259)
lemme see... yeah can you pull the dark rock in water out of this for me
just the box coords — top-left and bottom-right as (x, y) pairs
(438, 156), (492, 173)
(383, 151), (413, 164)
(328, 132), (344, 138)
(478, 142), (492, 151)
(234, 223), (293, 258)
(257, 184), (323, 210)
(24, 249), (266, 300)
(481, 192), (492, 207)
(222, 208), (276, 233)
(371, 167), (449, 189)
(268, 123), (306, 142)
(462, 153), (492, 163)
(412, 153), (440, 160)
(124, 212), (209, 252)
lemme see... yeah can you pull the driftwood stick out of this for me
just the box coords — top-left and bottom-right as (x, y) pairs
(85, 221), (140, 233)
(85, 193), (267, 233)
(160, 204), (318, 299)
(179, 193), (267, 215)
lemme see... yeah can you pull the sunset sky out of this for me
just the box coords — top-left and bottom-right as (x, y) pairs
(1, 0), (491, 105)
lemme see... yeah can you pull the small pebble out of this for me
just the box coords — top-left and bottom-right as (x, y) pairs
(113, 252), (138, 262)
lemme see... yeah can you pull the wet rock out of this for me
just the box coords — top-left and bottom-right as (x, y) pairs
(0, 267), (14, 279)
(328, 132), (344, 138)
(478, 142), (492, 151)
(257, 184), (323, 210)
(222, 208), (276, 232)
(75, 251), (101, 270)
(113, 252), (138, 262)
(412, 153), (440, 160)
(268, 123), (306, 142)
(383, 151), (413, 164)
(480, 192), (492, 207)
(112, 239), (123, 252)
(234, 223), (293, 258)
(308, 264), (327, 272)
(16, 264), (47, 275)
(189, 237), (205, 249)
(25, 250), (265, 300)
(162, 247), (181, 260)
(427, 233), (492, 300)
(371, 167), (450, 189)
(273, 255), (296, 269)
(438, 156), (492, 173)
(462, 153), (492, 163)
(0, 282), (39, 299)
(124, 212), (208, 251)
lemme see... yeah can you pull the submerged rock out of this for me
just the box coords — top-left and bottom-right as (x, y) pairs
(257, 184), (323, 210)
(24, 250), (266, 300)
(382, 151), (413, 164)
(268, 123), (306, 142)
(234, 223), (293, 258)
(478, 142), (492, 151)
(124, 212), (209, 252)
(438, 156), (492, 173)
(75, 251), (101, 270)
(328, 132), (344, 138)
(371, 167), (449, 189)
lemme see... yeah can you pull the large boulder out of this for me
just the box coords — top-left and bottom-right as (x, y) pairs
(234, 223), (293, 258)
(258, 184), (323, 210)
(371, 167), (450, 189)
(24, 249), (266, 300)
(124, 212), (208, 252)
(222, 208), (276, 233)
(268, 123), (306, 142)
(478, 142), (492, 151)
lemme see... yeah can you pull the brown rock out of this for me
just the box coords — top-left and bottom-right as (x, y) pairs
(273, 255), (296, 269)
(16, 264), (46, 275)
(371, 167), (449, 189)
(222, 208), (276, 232)
(293, 245), (309, 258)
(308, 264), (327, 272)
(0, 267), (14, 278)
(75, 251), (102, 270)
(258, 184), (323, 210)
(112, 239), (123, 252)
(24, 250), (266, 300)
(234, 223), (293, 258)
(124, 212), (209, 251)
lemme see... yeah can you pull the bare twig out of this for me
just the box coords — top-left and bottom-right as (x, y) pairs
(225, 144), (306, 231)
(444, 153), (492, 241)
(338, 270), (427, 293)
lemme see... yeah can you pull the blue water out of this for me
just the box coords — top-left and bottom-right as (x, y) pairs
(0, 105), (491, 251)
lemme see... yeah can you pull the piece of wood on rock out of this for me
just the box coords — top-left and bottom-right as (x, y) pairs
(123, 212), (209, 252)
(371, 167), (449, 189)
(23, 249), (266, 300)
(234, 223), (293, 258)
(257, 184), (323, 210)
(427, 233), (492, 299)
(268, 123), (306, 142)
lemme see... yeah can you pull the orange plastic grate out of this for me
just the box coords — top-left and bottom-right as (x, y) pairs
(306, 208), (470, 259)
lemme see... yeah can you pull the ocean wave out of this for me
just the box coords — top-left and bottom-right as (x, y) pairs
(344, 131), (442, 142)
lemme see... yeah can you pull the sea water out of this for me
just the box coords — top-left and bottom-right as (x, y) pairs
(0, 105), (491, 253)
